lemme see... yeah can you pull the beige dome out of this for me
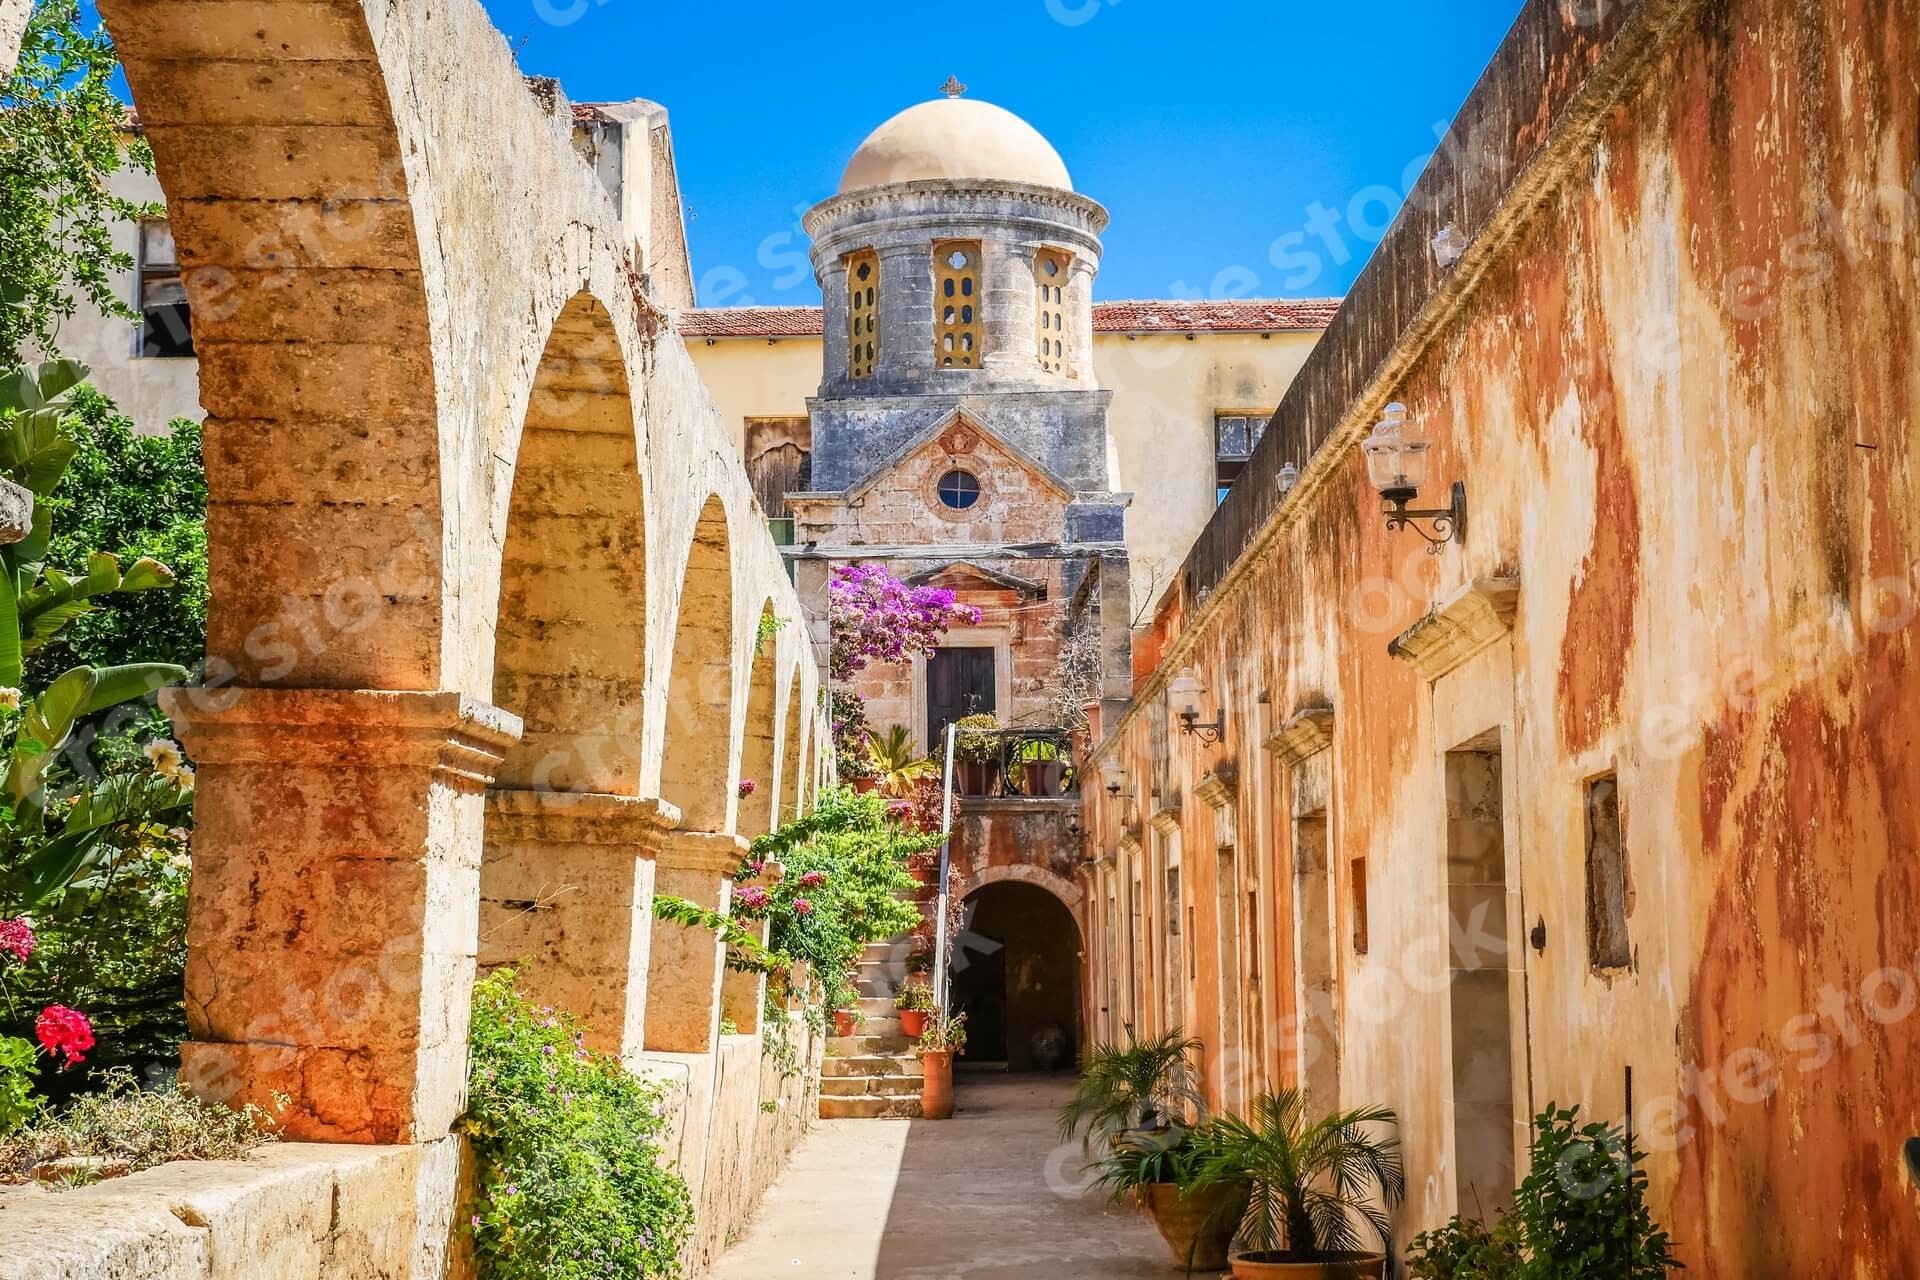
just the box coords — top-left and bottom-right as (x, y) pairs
(839, 97), (1071, 194)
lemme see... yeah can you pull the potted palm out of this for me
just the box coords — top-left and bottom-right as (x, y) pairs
(864, 725), (936, 797)
(1095, 1126), (1248, 1272)
(1187, 1089), (1405, 1279)
(916, 1009), (967, 1120)
(949, 714), (1001, 797)
(1057, 1027), (1207, 1149)
(894, 979), (934, 1038)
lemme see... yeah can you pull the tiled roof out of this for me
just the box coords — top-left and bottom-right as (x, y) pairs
(673, 298), (1341, 339)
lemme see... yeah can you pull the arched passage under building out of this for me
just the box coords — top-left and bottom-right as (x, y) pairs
(950, 877), (1083, 1072)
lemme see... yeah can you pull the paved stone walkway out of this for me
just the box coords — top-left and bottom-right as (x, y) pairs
(715, 1073), (1180, 1279)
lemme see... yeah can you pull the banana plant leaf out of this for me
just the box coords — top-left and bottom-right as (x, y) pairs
(11, 770), (194, 909)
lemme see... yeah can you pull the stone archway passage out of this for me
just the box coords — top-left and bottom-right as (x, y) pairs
(658, 495), (736, 834)
(735, 606), (779, 839)
(951, 880), (1084, 1072)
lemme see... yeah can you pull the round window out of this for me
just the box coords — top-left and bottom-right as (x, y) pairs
(937, 469), (982, 510)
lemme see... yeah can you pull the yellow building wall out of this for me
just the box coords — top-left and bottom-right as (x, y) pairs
(686, 328), (1323, 614)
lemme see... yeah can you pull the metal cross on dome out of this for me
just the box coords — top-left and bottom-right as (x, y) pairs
(940, 76), (967, 98)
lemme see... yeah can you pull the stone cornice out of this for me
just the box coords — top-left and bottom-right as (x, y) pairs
(160, 688), (523, 792)
(1194, 765), (1239, 810)
(656, 830), (751, 874)
(1264, 706), (1335, 766)
(805, 179), (1110, 238)
(1388, 577), (1521, 682)
(484, 789), (680, 849)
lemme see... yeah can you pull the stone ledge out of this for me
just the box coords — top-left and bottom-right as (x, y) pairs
(1194, 764), (1239, 810)
(656, 830), (750, 874)
(0, 1137), (466, 1280)
(1387, 578), (1522, 683)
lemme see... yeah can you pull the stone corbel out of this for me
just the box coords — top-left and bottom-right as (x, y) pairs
(1388, 577), (1521, 682)
(1264, 705), (1335, 766)
(1117, 830), (1143, 859)
(1149, 801), (1181, 837)
(1194, 764), (1239, 810)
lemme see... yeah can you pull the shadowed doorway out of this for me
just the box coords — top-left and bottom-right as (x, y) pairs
(950, 881), (1082, 1072)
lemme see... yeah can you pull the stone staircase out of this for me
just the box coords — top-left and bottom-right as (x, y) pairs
(819, 939), (924, 1119)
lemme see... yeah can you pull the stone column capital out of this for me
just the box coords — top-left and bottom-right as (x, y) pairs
(161, 688), (523, 792)
(656, 830), (750, 875)
(484, 789), (680, 852)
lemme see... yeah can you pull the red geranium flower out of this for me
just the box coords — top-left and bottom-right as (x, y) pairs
(792, 897), (813, 916)
(798, 870), (828, 889)
(35, 1005), (94, 1068)
(0, 917), (32, 964)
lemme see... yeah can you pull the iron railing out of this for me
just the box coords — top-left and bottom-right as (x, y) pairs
(948, 727), (1079, 799)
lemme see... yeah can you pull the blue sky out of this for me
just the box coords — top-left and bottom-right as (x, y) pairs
(484, 0), (1524, 307)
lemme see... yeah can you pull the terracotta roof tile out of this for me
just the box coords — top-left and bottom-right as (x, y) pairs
(673, 298), (1340, 339)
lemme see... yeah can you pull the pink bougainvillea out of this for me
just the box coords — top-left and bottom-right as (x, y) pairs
(733, 885), (771, 915)
(827, 563), (981, 682)
(797, 870), (827, 889)
(35, 1005), (95, 1068)
(0, 917), (33, 964)
(736, 778), (757, 798)
(792, 898), (814, 916)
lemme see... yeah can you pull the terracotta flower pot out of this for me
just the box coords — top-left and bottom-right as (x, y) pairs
(1226, 1252), (1387, 1279)
(851, 777), (880, 795)
(832, 1009), (859, 1037)
(897, 1008), (929, 1038)
(920, 1049), (955, 1119)
(1143, 1182), (1242, 1272)
(1017, 758), (1066, 797)
(955, 760), (997, 797)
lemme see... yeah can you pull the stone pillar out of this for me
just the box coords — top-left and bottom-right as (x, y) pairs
(980, 240), (1037, 378)
(817, 258), (850, 396)
(0, 0), (29, 81)
(643, 831), (748, 1053)
(875, 242), (934, 389)
(719, 862), (780, 1035)
(479, 790), (678, 1061)
(1067, 257), (1099, 385)
(160, 688), (522, 1144)
(1097, 552), (1135, 731)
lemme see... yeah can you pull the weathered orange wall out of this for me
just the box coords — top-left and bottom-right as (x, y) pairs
(1086, 0), (1920, 1272)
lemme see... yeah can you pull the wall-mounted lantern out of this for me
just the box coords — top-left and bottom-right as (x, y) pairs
(1101, 759), (1128, 798)
(1167, 667), (1227, 747)
(1361, 403), (1466, 555)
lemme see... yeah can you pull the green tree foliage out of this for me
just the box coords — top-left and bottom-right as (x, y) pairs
(1, 0), (159, 369)
(463, 970), (694, 1280)
(29, 386), (207, 688)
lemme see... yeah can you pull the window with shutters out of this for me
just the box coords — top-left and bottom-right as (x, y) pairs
(934, 241), (981, 368)
(1035, 249), (1070, 372)
(847, 251), (879, 379)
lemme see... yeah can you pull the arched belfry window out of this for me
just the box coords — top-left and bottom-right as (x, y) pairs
(848, 250), (879, 379)
(934, 241), (981, 368)
(1035, 249), (1070, 373)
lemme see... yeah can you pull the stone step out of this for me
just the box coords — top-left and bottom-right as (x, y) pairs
(858, 996), (902, 1019)
(821, 1054), (923, 1078)
(828, 1032), (912, 1055)
(821, 1073), (921, 1098)
(820, 1094), (923, 1121)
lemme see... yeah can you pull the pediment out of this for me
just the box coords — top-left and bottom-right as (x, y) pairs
(843, 408), (1075, 504)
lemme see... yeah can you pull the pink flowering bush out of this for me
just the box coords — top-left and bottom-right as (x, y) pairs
(736, 778), (757, 798)
(732, 884), (772, 917)
(797, 870), (828, 889)
(33, 1006), (93, 1069)
(0, 919), (31, 965)
(827, 563), (980, 682)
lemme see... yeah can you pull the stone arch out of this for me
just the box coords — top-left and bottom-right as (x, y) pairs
(963, 862), (1086, 914)
(735, 603), (780, 839)
(490, 291), (645, 793)
(659, 495), (736, 833)
(104, 0), (446, 690)
(955, 876), (1085, 1071)
(777, 666), (806, 825)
